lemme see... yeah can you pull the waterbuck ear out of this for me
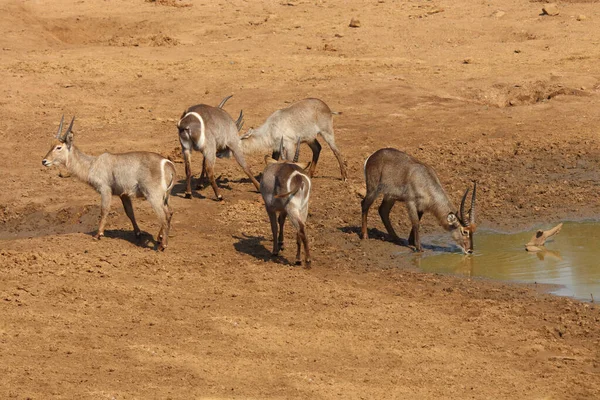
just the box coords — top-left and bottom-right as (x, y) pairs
(240, 128), (254, 140)
(447, 212), (460, 228)
(295, 161), (311, 171)
(64, 131), (73, 148)
(63, 116), (75, 148)
(264, 155), (278, 165)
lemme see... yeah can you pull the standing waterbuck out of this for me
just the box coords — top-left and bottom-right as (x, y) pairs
(42, 116), (176, 251)
(260, 140), (313, 266)
(240, 98), (347, 181)
(178, 96), (259, 200)
(361, 148), (477, 254)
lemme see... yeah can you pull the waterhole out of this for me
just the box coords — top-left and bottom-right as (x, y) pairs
(412, 222), (600, 301)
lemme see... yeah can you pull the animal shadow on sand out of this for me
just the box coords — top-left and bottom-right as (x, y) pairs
(172, 177), (233, 200)
(338, 225), (456, 253)
(233, 233), (294, 266)
(85, 229), (160, 250)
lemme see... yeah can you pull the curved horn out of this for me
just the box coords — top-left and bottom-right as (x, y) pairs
(469, 181), (477, 226)
(62, 116), (75, 141)
(293, 139), (301, 163)
(235, 110), (244, 132)
(279, 137), (285, 161)
(56, 115), (65, 139)
(218, 94), (233, 109)
(460, 187), (470, 226)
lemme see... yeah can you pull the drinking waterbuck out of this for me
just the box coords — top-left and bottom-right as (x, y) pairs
(361, 148), (477, 254)
(240, 98), (347, 181)
(178, 96), (259, 200)
(260, 140), (313, 266)
(42, 116), (176, 250)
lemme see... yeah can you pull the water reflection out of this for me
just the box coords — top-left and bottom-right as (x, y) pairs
(411, 222), (600, 301)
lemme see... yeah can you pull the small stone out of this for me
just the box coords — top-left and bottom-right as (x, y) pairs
(577, 15), (587, 21)
(542, 3), (559, 16)
(491, 10), (505, 18)
(427, 8), (444, 15)
(349, 18), (361, 28)
(463, 57), (473, 64)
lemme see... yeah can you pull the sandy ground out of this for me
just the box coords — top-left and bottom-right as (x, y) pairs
(1, 0), (600, 398)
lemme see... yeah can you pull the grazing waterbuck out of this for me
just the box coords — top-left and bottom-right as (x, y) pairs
(178, 95), (259, 200)
(361, 148), (477, 254)
(240, 98), (347, 181)
(42, 116), (176, 250)
(260, 140), (313, 266)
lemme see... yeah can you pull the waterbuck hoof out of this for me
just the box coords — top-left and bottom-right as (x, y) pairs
(271, 251), (279, 257)
(304, 260), (312, 269)
(295, 260), (302, 266)
(278, 242), (284, 250)
(184, 192), (192, 199)
(217, 195), (224, 201)
(158, 244), (167, 252)
(93, 233), (104, 240)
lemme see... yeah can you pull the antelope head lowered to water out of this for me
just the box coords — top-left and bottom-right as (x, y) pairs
(361, 147), (477, 254)
(42, 116), (176, 250)
(260, 140), (313, 266)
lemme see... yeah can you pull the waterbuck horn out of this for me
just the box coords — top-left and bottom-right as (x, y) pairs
(293, 139), (301, 163)
(235, 110), (244, 132)
(469, 181), (477, 226)
(460, 187), (470, 226)
(56, 115), (65, 140)
(218, 94), (233, 109)
(278, 137), (285, 160)
(63, 116), (75, 141)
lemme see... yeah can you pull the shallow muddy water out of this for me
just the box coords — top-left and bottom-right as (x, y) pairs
(412, 222), (600, 301)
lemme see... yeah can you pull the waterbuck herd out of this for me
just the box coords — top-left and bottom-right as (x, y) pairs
(42, 96), (477, 264)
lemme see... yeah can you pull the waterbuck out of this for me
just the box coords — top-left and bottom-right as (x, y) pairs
(42, 116), (176, 250)
(240, 98), (347, 181)
(178, 96), (259, 200)
(260, 140), (313, 266)
(361, 148), (477, 254)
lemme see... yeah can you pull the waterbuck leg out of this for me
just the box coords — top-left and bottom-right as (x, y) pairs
(307, 139), (322, 178)
(183, 149), (193, 198)
(202, 153), (222, 201)
(360, 190), (379, 239)
(120, 195), (141, 238)
(299, 221), (311, 267)
(149, 195), (170, 251)
(268, 211), (279, 256)
(196, 157), (207, 190)
(320, 130), (347, 181)
(277, 211), (287, 250)
(379, 197), (401, 243)
(230, 145), (260, 191)
(94, 190), (112, 239)
(406, 204), (423, 252)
